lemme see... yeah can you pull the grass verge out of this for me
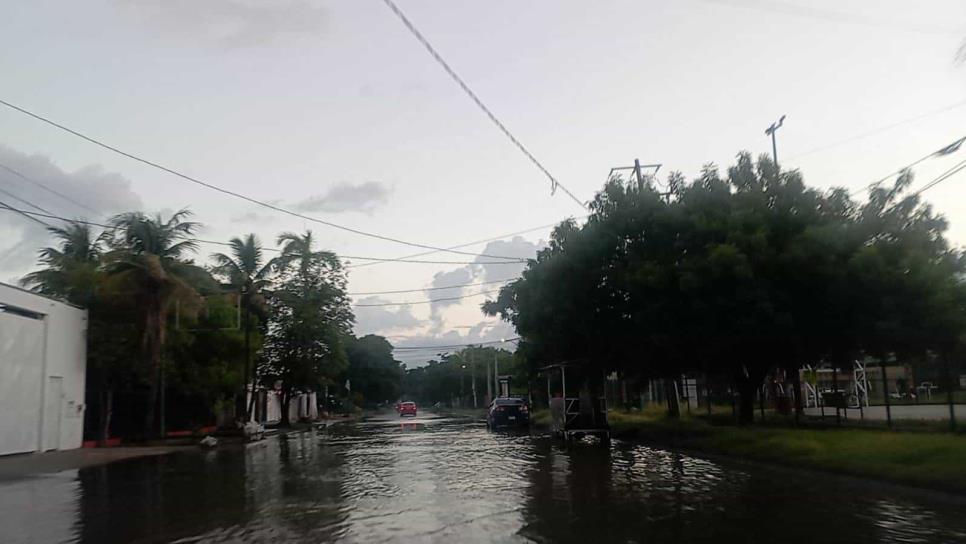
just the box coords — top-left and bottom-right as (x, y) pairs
(536, 407), (966, 493)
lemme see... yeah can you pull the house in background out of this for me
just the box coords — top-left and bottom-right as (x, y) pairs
(0, 283), (86, 455)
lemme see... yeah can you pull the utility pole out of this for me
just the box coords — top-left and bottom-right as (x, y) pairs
(494, 350), (499, 398)
(765, 115), (786, 166)
(486, 352), (492, 405)
(471, 350), (477, 407)
(607, 160), (661, 189)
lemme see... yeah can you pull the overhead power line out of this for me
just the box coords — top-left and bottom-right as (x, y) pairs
(910, 159), (966, 198)
(0, 185), (56, 216)
(347, 277), (515, 296)
(353, 288), (502, 307)
(0, 206), (527, 265)
(392, 337), (520, 351)
(850, 135), (966, 195)
(380, 0), (587, 211)
(347, 216), (583, 269)
(0, 98), (522, 261)
(785, 100), (966, 163)
(0, 161), (101, 216)
(0, 198), (53, 227)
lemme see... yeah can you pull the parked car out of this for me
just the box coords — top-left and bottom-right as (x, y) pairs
(487, 397), (530, 429)
(399, 401), (417, 417)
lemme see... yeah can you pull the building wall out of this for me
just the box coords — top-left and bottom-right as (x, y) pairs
(0, 283), (87, 454)
(248, 389), (318, 425)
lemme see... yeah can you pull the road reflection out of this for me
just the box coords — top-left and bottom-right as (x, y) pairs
(1, 414), (966, 543)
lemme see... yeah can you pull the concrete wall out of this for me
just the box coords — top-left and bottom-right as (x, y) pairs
(0, 283), (87, 455)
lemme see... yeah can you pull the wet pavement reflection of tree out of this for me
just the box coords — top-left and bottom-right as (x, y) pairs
(2, 415), (966, 543)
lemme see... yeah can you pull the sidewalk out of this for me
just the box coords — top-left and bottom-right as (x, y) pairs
(0, 447), (188, 482)
(803, 403), (964, 421)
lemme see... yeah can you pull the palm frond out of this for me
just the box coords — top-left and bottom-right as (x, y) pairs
(165, 239), (200, 258)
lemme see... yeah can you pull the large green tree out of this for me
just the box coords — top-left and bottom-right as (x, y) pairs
(342, 335), (403, 407)
(485, 153), (966, 423)
(261, 230), (353, 425)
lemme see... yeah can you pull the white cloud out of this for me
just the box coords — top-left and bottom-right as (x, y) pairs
(427, 267), (473, 317)
(230, 211), (275, 224)
(352, 296), (419, 335)
(391, 319), (518, 367)
(472, 236), (544, 282)
(0, 145), (143, 279)
(292, 182), (390, 214)
(117, 0), (327, 48)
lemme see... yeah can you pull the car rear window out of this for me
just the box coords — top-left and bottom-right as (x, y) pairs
(495, 398), (525, 405)
(401, 402), (415, 407)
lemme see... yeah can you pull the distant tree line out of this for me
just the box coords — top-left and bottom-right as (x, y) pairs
(484, 152), (966, 422)
(401, 346), (523, 406)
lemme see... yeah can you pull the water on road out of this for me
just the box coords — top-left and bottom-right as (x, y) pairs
(3, 413), (966, 543)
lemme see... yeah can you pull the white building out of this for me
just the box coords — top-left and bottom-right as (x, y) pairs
(248, 387), (318, 425)
(0, 283), (87, 455)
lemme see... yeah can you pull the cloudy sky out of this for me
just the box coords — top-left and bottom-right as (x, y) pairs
(2, 0), (966, 365)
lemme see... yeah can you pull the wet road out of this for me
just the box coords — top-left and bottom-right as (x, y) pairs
(3, 413), (966, 543)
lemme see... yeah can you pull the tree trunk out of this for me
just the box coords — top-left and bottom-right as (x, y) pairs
(240, 297), (251, 422)
(665, 378), (680, 418)
(790, 365), (804, 424)
(280, 390), (292, 427)
(142, 295), (164, 438)
(99, 388), (113, 446)
(735, 368), (764, 425)
(246, 366), (258, 422)
(738, 383), (755, 424)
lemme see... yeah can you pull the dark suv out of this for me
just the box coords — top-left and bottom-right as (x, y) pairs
(487, 397), (530, 429)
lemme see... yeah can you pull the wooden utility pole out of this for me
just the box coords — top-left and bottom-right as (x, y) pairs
(471, 350), (477, 408)
(765, 115), (786, 166)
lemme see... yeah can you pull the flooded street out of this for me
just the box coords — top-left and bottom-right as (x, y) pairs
(4, 414), (966, 543)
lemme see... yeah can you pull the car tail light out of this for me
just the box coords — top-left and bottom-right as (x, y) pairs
(495, 406), (503, 412)
(521, 405), (529, 413)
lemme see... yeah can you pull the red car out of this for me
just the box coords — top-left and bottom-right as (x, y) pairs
(398, 401), (417, 417)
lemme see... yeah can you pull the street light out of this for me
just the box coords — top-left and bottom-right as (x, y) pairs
(765, 115), (786, 167)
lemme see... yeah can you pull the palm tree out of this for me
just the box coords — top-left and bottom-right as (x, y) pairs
(105, 209), (201, 437)
(266, 230), (352, 425)
(22, 222), (121, 445)
(211, 234), (276, 421)
(275, 230), (348, 325)
(21, 222), (105, 305)
(277, 230), (342, 288)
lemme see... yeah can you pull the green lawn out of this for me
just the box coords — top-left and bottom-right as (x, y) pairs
(694, 425), (966, 492)
(535, 407), (966, 493)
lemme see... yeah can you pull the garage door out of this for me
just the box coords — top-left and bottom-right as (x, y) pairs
(0, 311), (44, 455)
